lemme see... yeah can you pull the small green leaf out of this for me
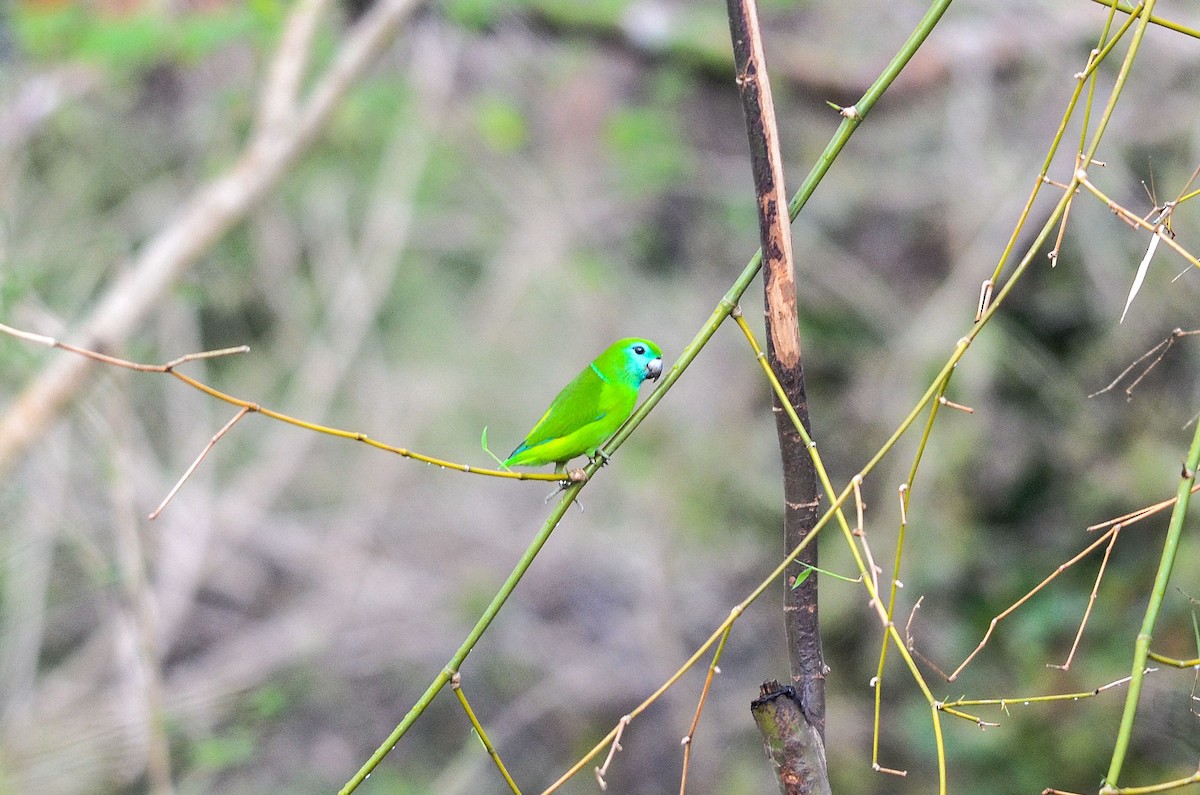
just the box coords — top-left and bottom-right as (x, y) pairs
(480, 426), (509, 470)
(790, 562), (860, 588)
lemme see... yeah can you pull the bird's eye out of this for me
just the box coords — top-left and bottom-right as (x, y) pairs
(633, 345), (645, 355)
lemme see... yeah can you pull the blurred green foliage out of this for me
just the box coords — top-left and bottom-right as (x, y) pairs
(191, 729), (258, 772)
(14, 1), (284, 68)
(472, 94), (528, 153)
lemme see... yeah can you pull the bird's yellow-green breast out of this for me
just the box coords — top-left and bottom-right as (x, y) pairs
(505, 338), (663, 471)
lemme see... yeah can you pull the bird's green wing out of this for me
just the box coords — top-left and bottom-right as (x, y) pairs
(513, 364), (608, 454)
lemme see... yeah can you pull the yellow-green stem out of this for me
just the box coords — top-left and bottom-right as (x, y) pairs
(452, 677), (522, 794)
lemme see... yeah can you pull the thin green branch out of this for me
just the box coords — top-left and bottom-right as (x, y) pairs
(1146, 651), (1200, 668)
(1102, 407), (1200, 789)
(872, 373), (951, 771)
(793, 0), (955, 221)
(1082, 7), (1147, 84)
(943, 669), (1142, 710)
(1086, 0), (1200, 38)
(451, 674), (522, 794)
(989, 7), (1120, 283)
(339, 476), (586, 793)
(1104, 769), (1200, 794)
(1081, 1), (1158, 170)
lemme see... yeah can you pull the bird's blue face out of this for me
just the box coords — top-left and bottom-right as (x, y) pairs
(624, 339), (663, 384)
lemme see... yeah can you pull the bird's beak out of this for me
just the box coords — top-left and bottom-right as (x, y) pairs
(646, 357), (663, 382)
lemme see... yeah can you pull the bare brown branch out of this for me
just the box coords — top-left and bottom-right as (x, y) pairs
(727, 0), (826, 788)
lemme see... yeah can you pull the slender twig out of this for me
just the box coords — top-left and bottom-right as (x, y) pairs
(169, 366), (563, 480)
(450, 674), (522, 795)
(943, 669), (1145, 711)
(0, 323), (565, 485)
(679, 627), (732, 795)
(1087, 483), (1200, 532)
(937, 703), (999, 728)
(0, 322), (250, 370)
(1144, 652), (1200, 668)
(937, 396), (974, 414)
(342, 471), (591, 795)
(593, 715), (631, 792)
(872, 374), (951, 774)
(945, 524), (1121, 681)
(1089, 329), (1200, 400)
(1102, 410), (1200, 789)
(1048, 525), (1122, 671)
(904, 598), (953, 681)
(851, 477), (882, 601)
(1077, 175), (1199, 269)
(148, 407), (251, 520)
(1085, 0), (1200, 39)
(1100, 768), (1200, 794)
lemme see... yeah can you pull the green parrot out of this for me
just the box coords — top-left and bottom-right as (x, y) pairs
(505, 338), (663, 473)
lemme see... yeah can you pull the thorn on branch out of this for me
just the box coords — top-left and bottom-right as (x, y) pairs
(938, 396), (975, 414)
(975, 280), (994, 322)
(872, 762), (908, 777)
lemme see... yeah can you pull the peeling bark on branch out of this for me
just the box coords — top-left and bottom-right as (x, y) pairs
(752, 680), (832, 795)
(727, 0), (827, 791)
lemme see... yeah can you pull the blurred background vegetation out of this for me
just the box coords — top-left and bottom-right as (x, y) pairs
(1, 0), (1199, 793)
